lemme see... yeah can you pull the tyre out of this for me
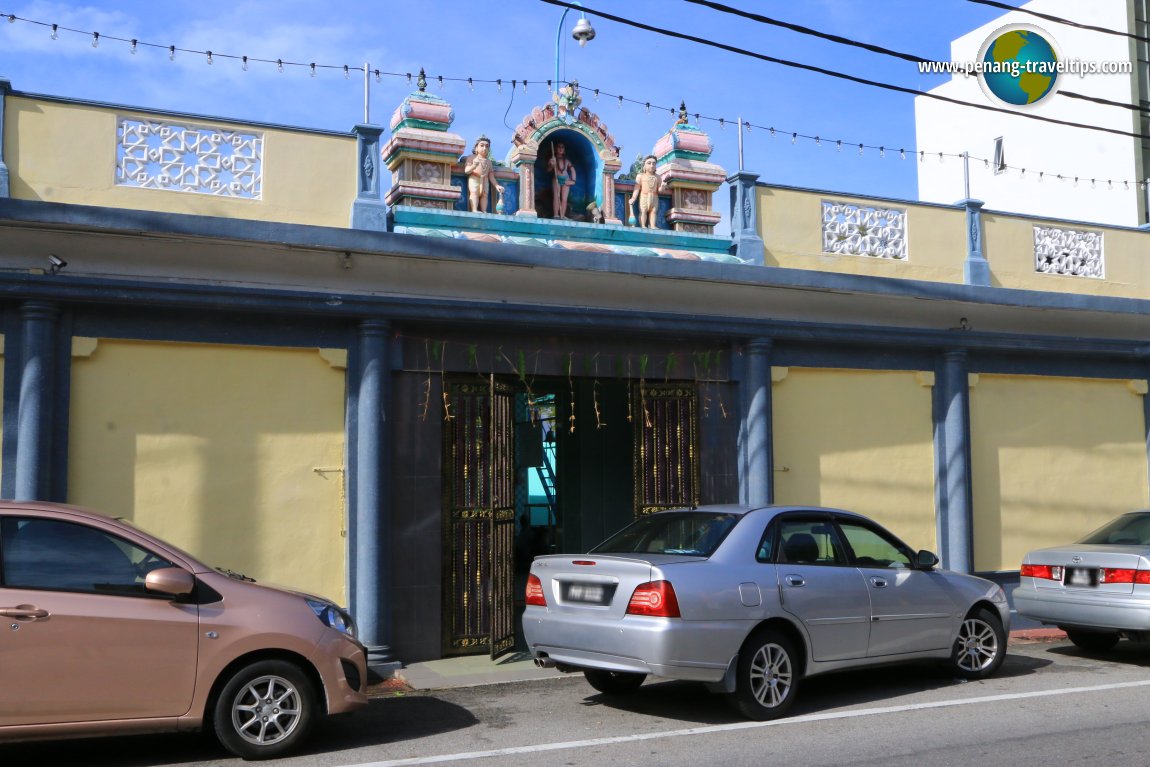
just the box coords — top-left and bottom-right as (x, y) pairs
(583, 669), (646, 695)
(729, 629), (799, 720)
(213, 660), (318, 760)
(950, 607), (1006, 680)
(1066, 629), (1120, 653)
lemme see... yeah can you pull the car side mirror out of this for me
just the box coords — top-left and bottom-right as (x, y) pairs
(145, 567), (196, 597)
(916, 550), (939, 570)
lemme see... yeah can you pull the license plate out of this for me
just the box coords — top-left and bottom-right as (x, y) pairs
(565, 583), (606, 604)
(1065, 567), (1096, 587)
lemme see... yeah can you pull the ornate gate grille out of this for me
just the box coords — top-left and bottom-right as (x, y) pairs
(633, 383), (700, 516)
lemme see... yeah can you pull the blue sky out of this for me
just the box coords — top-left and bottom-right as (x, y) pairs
(0, 0), (1009, 202)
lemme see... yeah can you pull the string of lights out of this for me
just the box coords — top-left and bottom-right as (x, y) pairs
(2, 8), (1148, 190)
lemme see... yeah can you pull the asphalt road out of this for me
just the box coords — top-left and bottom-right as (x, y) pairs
(8, 637), (1150, 767)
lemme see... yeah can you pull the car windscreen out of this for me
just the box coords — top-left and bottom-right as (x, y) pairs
(590, 512), (739, 556)
(1078, 512), (1150, 545)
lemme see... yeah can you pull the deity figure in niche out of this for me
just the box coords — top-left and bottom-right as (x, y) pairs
(629, 155), (663, 228)
(548, 141), (576, 219)
(464, 135), (503, 213)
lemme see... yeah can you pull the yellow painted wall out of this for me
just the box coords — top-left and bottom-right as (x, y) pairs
(982, 213), (1150, 299)
(771, 367), (938, 552)
(67, 339), (348, 602)
(756, 186), (966, 284)
(6, 96), (357, 227)
(970, 374), (1149, 572)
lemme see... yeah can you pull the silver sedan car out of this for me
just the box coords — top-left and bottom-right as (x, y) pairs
(1015, 509), (1150, 651)
(524, 504), (1009, 719)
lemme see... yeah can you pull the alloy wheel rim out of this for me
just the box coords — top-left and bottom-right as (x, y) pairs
(957, 618), (999, 672)
(231, 674), (302, 745)
(749, 642), (792, 707)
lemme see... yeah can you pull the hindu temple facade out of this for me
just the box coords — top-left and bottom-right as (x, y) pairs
(2, 76), (1149, 669)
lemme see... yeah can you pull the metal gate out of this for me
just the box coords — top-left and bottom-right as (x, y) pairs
(442, 376), (516, 658)
(633, 383), (700, 516)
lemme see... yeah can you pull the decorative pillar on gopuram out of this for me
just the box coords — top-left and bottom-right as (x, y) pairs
(652, 103), (725, 233)
(382, 69), (466, 210)
(509, 82), (623, 223)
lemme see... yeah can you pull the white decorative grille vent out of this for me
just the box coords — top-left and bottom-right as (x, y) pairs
(1034, 225), (1104, 279)
(822, 200), (907, 260)
(116, 117), (263, 198)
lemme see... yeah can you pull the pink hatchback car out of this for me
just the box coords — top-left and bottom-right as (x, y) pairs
(0, 501), (368, 760)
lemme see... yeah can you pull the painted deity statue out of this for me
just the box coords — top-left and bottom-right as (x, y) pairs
(548, 141), (576, 219)
(629, 155), (663, 228)
(464, 136), (503, 213)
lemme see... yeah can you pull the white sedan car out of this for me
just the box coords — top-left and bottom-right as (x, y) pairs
(1016, 509), (1150, 651)
(524, 504), (1009, 719)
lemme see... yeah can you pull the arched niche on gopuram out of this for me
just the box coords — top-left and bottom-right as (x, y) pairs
(508, 85), (623, 224)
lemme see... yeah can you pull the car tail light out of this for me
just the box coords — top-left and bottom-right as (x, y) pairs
(1020, 564), (1056, 580)
(626, 580), (680, 618)
(1101, 568), (1150, 584)
(525, 574), (547, 606)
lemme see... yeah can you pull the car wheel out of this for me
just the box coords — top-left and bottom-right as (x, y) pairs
(950, 607), (1006, 680)
(213, 660), (317, 760)
(1066, 629), (1120, 652)
(730, 629), (799, 720)
(583, 669), (646, 695)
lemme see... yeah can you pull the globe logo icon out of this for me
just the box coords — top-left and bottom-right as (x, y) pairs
(977, 24), (1060, 107)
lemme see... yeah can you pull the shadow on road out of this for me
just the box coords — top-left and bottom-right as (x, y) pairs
(0, 696), (478, 766)
(576, 651), (1053, 725)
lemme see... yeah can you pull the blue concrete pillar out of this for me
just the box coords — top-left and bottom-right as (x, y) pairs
(0, 78), (11, 197)
(14, 301), (59, 500)
(937, 349), (973, 573)
(728, 171), (765, 265)
(743, 338), (774, 505)
(350, 124), (388, 231)
(961, 198), (990, 286)
(353, 319), (395, 668)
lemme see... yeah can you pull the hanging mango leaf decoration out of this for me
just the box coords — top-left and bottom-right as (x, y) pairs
(664, 352), (677, 382)
(467, 344), (479, 374)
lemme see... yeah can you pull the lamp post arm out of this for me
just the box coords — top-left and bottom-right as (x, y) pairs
(553, 1), (585, 95)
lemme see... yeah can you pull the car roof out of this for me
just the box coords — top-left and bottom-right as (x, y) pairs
(657, 504), (872, 521)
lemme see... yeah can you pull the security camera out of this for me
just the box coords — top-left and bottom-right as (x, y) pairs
(571, 15), (595, 47)
(47, 255), (67, 274)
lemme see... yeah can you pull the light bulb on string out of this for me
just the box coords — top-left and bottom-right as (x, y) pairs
(837, 139), (842, 152)
(467, 77), (473, 91)
(374, 69), (381, 82)
(791, 132), (796, 144)
(310, 63), (316, 77)
(900, 149), (906, 160)
(6, 14), (13, 23)
(815, 136), (821, 146)
(879, 147), (885, 158)
(1039, 172), (1044, 182)
(594, 88), (599, 100)
(1090, 178), (1095, 188)
(522, 80), (528, 93)
(439, 74), (445, 90)
(169, 45), (176, 61)
(1108, 180), (1113, 189)
(406, 72), (412, 84)
(645, 102), (650, 114)
(617, 95), (622, 108)
(859, 144), (864, 156)
(51, 23), (57, 39)
(718, 117), (725, 130)
(344, 65), (349, 79)
(92, 31), (99, 48)
(206, 51), (213, 65)
(497, 79), (502, 93)
(130, 39), (137, 54)
(277, 59), (284, 73)
(242, 56), (248, 71)
(920, 150), (925, 162)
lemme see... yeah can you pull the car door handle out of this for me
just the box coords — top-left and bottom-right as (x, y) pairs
(869, 577), (888, 588)
(784, 575), (805, 587)
(0, 605), (49, 619)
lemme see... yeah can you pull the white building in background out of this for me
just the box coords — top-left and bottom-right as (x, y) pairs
(915, 0), (1147, 226)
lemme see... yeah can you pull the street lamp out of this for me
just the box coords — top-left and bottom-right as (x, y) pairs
(554, 1), (596, 95)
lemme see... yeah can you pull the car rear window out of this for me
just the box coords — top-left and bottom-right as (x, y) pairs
(1078, 513), (1150, 545)
(590, 512), (739, 556)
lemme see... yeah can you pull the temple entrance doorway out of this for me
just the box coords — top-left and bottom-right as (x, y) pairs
(441, 377), (699, 658)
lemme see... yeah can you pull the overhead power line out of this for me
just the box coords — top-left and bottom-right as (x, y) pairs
(965, 0), (1150, 45)
(683, 0), (1149, 115)
(541, 0), (1150, 140)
